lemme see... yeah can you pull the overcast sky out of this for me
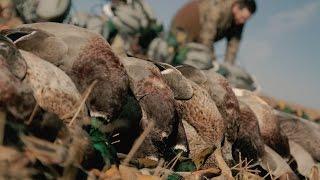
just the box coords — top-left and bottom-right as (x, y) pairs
(75, 0), (320, 109)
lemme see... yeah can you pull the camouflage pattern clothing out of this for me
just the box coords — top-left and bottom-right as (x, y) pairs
(107, 0), (163, 56)
(170, 0), (244, 65)
(13, 0), (71, 23)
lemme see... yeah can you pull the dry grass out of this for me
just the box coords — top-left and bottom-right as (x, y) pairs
(69, 80), (98, 127)
(160, 152), (182, 179)
(26, 103), (38, 125)
(153, 158), (165, 177)
(231, 153), (261, 180)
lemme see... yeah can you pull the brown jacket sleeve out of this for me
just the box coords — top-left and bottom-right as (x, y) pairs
(225, 25), (243, 65)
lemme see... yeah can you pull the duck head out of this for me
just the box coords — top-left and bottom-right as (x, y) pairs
(0, 34), (27, 80)
(0, 35), (35, 120)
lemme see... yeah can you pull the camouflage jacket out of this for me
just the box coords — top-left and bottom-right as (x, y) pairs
(170, 0), (244, 65)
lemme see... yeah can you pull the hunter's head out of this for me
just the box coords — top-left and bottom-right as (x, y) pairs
(232, 0), (257, 25)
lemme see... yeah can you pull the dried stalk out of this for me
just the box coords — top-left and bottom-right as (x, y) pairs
(68, 80), (97, 127)
(26, 103), (38, 125)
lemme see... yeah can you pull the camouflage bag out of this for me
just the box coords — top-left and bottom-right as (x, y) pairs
(213, 62), (260, 92)
(173, 42), (215, 70)
(13, 0), (71, 23)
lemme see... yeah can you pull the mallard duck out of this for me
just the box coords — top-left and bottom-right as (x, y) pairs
(286, 140), (319, 178)
(21, 49), (89, 125)
(120, 56), (188, 160)
(174, 79), (232, 178)
(0, 34), (88, 125)
(233, 100), (265, 163)
(175, 65), (240, 165)
(233, 89), (298, 179)
(232, 88), (290, 158)
(276, 110), (320, 161)
(2, 22), (129, 121)
(260, 145), (299, 180)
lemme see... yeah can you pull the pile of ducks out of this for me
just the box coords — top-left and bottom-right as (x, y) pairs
(0, 22), (319, 180)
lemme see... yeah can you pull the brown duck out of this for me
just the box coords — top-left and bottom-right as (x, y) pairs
(174, 78), (233, 178)
(276, 110), (320, 161)
(233, 100), (265, 164)
(233, 89), (298, 179)
(120, 56), (189, 160)
(232, 88), (290, 158)
(176, 65), (240, 165)
(2, 22), (129, 121)
(0, 35), (92, 179)
(0, 34), (88, 125)
(20, 49), (89, 125)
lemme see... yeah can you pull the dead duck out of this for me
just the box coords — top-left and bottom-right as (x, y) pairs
(231, 89), (298, 179)
(233, 100), (265, 164)
(175, 65), (240, 165)
(232, 88), (290, 159)
(229, 97), (297, 179)
(174, 79), (233, 179)
(0, 34), (88, 125)
(260, 145), (299, 180)
(0, 37), (91, 172)
(276, 110), (320, 161)
(120, 56), (189, 161)
(1, 22), (129, 121)
(286, 140), (319, 178)
(20, 49), (89, 125)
